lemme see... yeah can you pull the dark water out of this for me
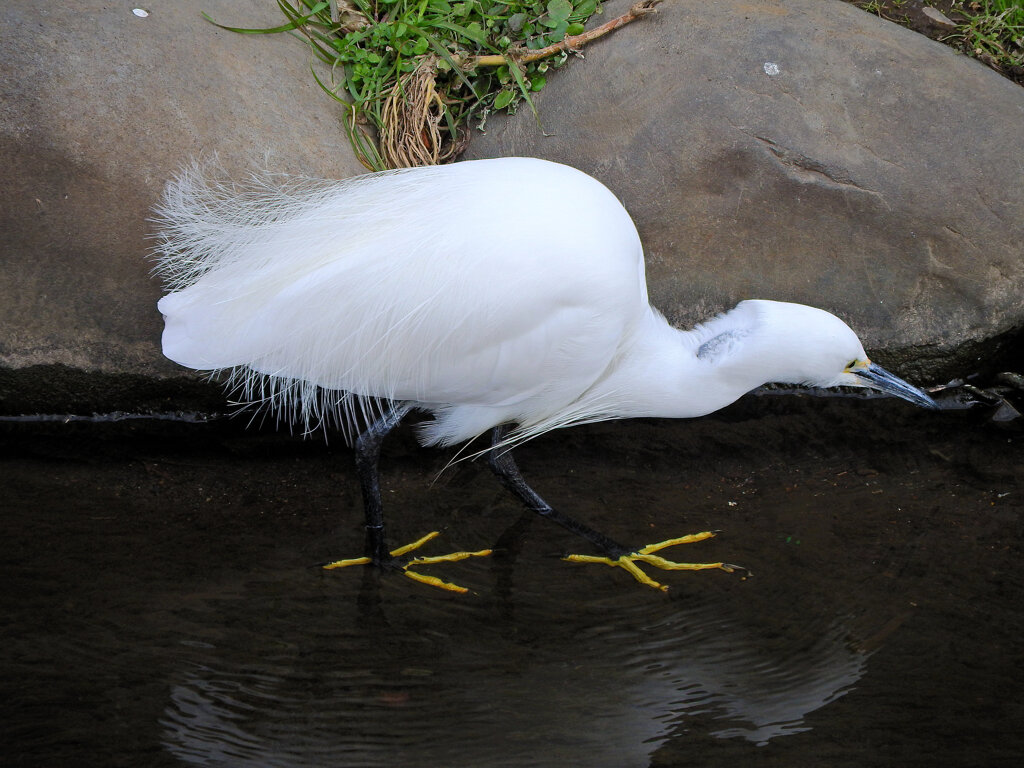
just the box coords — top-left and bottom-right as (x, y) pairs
(2, 396), (1022, 767)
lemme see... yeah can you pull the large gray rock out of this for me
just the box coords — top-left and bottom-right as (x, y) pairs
(0, 0), (365, 400)
(2, 0), (1021, 413)
(465, 0), (1024, 378)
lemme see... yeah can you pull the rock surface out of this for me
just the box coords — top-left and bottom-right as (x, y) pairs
(2, 0), (1022, 413)
(0, 0), (365, 405)
(465, 0), (1024, 379)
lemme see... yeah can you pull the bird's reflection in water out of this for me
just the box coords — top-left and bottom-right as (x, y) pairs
(160, 568), (870, 767)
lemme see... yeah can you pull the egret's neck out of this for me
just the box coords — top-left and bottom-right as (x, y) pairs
(578, 309), (762, 421)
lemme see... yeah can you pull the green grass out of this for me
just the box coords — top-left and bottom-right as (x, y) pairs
(858, 0), (910, 24)
(854, 1), (1023, 80)
(945, 0), (1024, 73)
(207, 0), (606, 169)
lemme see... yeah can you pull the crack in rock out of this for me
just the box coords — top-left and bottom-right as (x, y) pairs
(750, 134), (885, 203)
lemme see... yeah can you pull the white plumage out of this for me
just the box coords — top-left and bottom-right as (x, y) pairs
(154, 157), (930, 449)
(154, 158), (638, 444)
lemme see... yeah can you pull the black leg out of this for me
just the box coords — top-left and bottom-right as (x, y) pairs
(325, 403), (492, 592)
(354, 403), (412, 563)
(486, 425), (735, 590)
(486, 424), (629, 558)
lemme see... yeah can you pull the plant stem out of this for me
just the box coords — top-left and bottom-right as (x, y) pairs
(459, 0), (662, 69)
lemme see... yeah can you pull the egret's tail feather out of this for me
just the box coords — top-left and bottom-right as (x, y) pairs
(220, 365), (400, 444)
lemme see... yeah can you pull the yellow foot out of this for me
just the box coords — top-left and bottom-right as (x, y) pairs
(564, 531), (738, 592)
(323, 531), (492, 594)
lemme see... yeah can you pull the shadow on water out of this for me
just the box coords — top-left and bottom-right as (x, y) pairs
(2, 395), (1022, 767)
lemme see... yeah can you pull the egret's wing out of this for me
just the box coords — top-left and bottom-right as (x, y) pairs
(181, 225), (638, 407)
(155, 158), (646, 426)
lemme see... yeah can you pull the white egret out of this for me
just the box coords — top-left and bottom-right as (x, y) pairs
(152, 157), (936, 592)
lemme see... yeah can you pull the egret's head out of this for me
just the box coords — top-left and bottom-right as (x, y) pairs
(751, 301), (937, 409)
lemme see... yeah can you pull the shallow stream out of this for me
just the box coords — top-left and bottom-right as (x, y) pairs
(2, 395), (1021, 766)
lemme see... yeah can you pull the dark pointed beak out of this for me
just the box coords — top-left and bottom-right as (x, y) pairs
(854, 362), (938, 409)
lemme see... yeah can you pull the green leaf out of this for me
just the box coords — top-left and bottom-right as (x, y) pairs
(410, 25), (480, 94)
(545, 19), (568, 42)
(202, 2), (330, 34)
(442, 102), (459, 140)
(504, 53), (539, 121)
(569, 0), (597, 21)
(493, 89), (515, 109)
(529, 74), (546, 91)
(547, 0), (573, 22)
(566, 22), (585, 36)
(430, 19), (493, 47)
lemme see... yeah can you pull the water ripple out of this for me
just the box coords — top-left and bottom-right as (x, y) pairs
(159, 570), (870, 766)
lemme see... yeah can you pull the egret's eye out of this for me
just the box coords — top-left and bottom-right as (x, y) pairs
(845, 359), (859, 370)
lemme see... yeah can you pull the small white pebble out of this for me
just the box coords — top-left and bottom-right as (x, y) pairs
(763, 62), (780, 76)
(133, 8), (149, 17)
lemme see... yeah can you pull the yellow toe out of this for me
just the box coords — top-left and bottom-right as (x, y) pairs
(322, 555), (372, 570)
(323, 531), (492, 593)
(564, 530), (737, 590)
